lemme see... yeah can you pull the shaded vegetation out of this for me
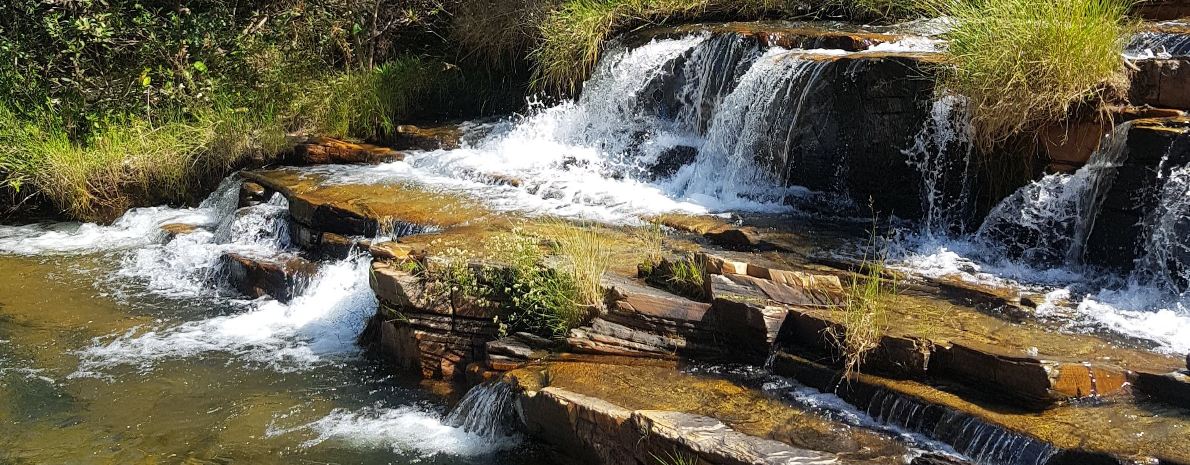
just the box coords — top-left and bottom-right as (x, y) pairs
(827, 212), (896, 379)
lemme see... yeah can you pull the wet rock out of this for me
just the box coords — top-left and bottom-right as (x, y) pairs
(1135, 0), (1190, 21)
(238, 181), (270, 208)
(160, 223), (200, 240)
(1135, 371), (1190, 408)
(704, 226), (762, 249)
(649, 145), (698, 180)
(516, 386), (838, 465)
(393, 124), (462, 151)
(369, 241), (414, 261)
(1132, 58), (1190, 110)
(932, 342), (1132, 408)
(291, 137), (404, 165)
(220, 252), (319, 302)
(370, 261), (450, 315)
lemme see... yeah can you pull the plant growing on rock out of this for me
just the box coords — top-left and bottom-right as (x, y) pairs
(929, 0), (1134, 149)
(827, 211), (896, 380)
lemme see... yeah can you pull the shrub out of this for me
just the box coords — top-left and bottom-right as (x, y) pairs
(931, 0), (1134, 149)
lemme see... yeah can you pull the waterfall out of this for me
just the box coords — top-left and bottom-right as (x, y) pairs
(1125, 31), (1190, 58)
(672, 49), (836, 204)
(903, 95), (975, 238)
(445, 382), (520, 441)
(673, 33), (762, 133)
(1133, 165), (1190, 294)
(977, 122), (1133, 268)
(865, 389), (1057, 465)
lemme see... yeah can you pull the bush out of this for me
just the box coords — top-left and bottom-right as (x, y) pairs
(931, 0), (1134, 149)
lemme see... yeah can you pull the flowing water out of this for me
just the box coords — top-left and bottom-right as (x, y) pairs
(5, 25), (1190, 463)
(0, 180), (540, 463)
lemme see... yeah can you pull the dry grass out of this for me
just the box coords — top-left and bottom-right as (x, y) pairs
(929, 0), (1135, 149)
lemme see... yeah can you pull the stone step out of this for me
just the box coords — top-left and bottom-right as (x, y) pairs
(288, 137), (404, 165)
(770, 352), (1189, 465)
(220, 252), (318, 302)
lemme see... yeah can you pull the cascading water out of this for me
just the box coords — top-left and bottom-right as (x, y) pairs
(902, 95), (975, 238)
(977, 122), (1133, 268)
(1125, 30), (1190, 58)
(445, 382), (521, 440)
(1133, 165), (1190, 294)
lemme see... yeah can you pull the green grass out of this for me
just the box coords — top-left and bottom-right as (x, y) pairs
(485, 221), (611, 338)
(930, 0), (1134, 149)
(532, 0), (784, 93)
(827, 212), (896, 379)
(0, 101), (287, 221)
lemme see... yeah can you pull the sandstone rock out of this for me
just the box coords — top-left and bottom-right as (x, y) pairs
(517, 386), (838, 465)
(221, 252), (318, 302)
(238, 181), (269, 208)
(932, 343), (1132, 408)
(160, 223), (200, 240)
(605, 275), (713, 322)
(368, 240), (416, 261)
(394, 124), (462, 151)
(700, 253), (750, 275)
(632, 410), (838, 465)
(369, 262), (451, 315)
(291, 137), (403, 165)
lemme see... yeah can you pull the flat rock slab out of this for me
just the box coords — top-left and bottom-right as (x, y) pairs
(242, 169), (487, 237)
(1135, 370), (1190, 408)
(520, 386), (840, 465)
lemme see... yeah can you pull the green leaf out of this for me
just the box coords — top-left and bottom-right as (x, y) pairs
(141, 75), (151, 87)
(192, 61), (207, 73)
(352, 23), (363, 35)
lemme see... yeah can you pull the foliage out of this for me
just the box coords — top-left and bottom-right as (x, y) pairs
(928, 0), (1134, 149)
(532, 0), (784, 94)
(654, 451), (700, 465)
(484, 221), (610, 338)
(827, 211), (895, 379)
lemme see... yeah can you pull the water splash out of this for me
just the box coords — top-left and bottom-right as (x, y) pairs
(977, 122), (1133, 268)
(1125, 31), (1190, 58)
(903, 94), (975, 238)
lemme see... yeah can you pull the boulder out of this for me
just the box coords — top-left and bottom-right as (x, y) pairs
(221, 252), (319, 302)
(649, 145), (698, 180)
(704, 226), (763, 249)
(369, 241), (415, 261)
(393, 124), (462, 151)
(160, 223), (201, 241)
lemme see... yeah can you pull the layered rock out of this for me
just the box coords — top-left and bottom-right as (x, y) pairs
(360, 260), (507, 380)
(289, 137), (404, 165)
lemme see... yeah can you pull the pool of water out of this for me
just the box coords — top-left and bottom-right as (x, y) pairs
(0, 253), (549, 464)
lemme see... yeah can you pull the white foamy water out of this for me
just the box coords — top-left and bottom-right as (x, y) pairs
(74, 255), (375, 375)
(893, 111), (1190, 354)
(269, 404), (519, 457)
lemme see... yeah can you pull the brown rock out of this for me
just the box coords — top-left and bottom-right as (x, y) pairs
(221, 252), (318, 302)
(160, 223), (200, 240)
(1131, 58), (1190, 110)
(632, 410), (838, 465)
(238, 181), (270, 208)
(394, 124), (462, 151)
(369, 262), (451, 315)
(292, 137), (403, 165)
(704, 226), (762, 249)
(604, 275), (712, 322)
(933, 343), (1132, 408)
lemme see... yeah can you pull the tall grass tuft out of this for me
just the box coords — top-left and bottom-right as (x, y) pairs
(827, 211), (895, 380)
(931, 0), (1134, 149)
(533, 0), (783, 94)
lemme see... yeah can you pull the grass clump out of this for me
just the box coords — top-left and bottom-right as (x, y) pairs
(931, 0), (1134, 149)
(487, 221), (611, 338)
(827, 212), (896, 379)
(533, 0), (784, 94)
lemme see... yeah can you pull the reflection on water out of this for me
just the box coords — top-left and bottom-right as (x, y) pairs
(0, 254), (547, 464)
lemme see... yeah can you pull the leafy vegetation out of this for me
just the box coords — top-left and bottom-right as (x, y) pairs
(929, 0), (1135, 149)
(0, 0), (517, 220)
